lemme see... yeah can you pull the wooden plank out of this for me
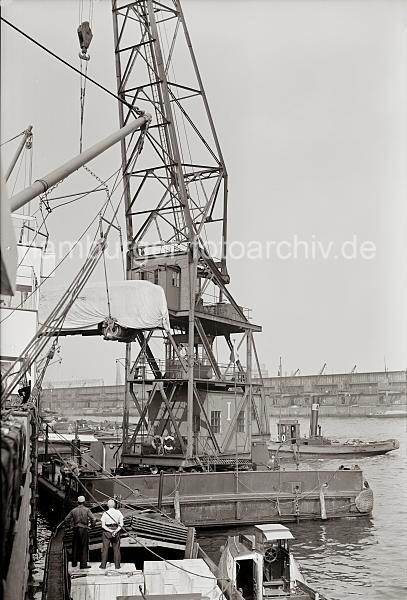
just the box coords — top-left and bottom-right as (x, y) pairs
(184, 527), (195, 558)
(42, 527), (70, 600)
(90, 536), (185, 551)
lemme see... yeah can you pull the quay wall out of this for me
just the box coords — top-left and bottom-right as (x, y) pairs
(267, 404), (407, 418)
(255, 369), (406, 404)
(41, 370), (407, 421)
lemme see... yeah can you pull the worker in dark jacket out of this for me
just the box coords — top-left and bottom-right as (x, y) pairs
(64, 496), (96, 569)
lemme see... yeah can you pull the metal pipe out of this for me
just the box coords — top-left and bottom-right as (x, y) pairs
(158, 470), (164, 511)
(44, 423), (49, 460)
(5, 125), (32, 182)
(310, 403), (319, 437)
(9, 115), (150, 212)
(174, 490), (181, 522)
(187, 244), (197, 459)
(76, 438), (82, 466)
(122, 345), (131, 453)
(246, 330), (253, 455)
(102, 443), (106, 472)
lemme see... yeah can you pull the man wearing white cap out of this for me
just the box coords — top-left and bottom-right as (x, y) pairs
(99, 499), (124, 569)
(64, 496), (96, 569)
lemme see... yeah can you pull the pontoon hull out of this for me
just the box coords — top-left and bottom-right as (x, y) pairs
(38, 468), (373, 527)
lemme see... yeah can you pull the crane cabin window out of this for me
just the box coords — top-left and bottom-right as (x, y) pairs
(171, 271), (180, 288)
(210, 410), (221, 433)
(237, 410), (246, 433)
(193, 414), (201, 433)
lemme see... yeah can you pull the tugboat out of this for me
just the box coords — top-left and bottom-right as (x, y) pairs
(219, 523), (328, 599)
(268, 404), (399, 459)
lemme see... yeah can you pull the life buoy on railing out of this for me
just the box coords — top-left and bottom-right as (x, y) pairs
(163, 435), (175, 452)
(281, 434), (286, 443)
(151, 435), (163, 450)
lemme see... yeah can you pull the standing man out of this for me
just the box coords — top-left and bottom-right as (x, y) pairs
(64, 495), (96, 569)
(99, 499), (124, 570)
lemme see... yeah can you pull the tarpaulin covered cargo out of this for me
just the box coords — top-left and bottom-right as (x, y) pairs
(39, 280), (170, 332)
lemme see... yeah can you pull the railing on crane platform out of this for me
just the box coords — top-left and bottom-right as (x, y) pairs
(130, 359), (248, 382)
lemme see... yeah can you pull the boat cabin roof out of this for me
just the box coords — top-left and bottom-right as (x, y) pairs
(255, 524), (294, 541)
(277, 419), (299, 425)
(39, 433), (99, 443)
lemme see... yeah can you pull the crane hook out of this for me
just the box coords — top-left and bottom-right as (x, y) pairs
(77, 21), (93, 61)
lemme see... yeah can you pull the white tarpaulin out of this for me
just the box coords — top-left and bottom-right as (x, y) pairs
(39, 280), (170, 331)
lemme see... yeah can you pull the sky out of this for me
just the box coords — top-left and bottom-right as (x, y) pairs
(1, 0), (407, 384)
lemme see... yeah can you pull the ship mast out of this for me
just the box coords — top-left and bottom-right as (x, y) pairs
(112, 0), (267, 469)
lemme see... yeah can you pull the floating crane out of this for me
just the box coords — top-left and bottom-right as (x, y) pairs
(111, 0), (268, 469)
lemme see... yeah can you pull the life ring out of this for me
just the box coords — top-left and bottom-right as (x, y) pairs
(163, 435), (175, 452)
(151, 435), (163, 450)
(281, 434), (286, 443)
(264, 547), (278, 563)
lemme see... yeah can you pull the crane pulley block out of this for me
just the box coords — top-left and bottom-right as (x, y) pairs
(77, 21), (93, 61)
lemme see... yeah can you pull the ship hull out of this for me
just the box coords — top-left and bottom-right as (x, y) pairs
(38, 468), (373, 528)
(1, 412), (33, 600)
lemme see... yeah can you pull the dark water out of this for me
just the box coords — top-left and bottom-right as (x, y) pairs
(198, 417), (407, 599)
(35, 417), (406, 599)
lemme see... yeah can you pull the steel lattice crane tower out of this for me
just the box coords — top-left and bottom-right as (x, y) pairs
(112, 0), (267, 470)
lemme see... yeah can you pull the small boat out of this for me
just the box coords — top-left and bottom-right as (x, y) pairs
(366, 409), (407, 418)
(219, 523), (328, 599)
(267, 404), (399, 459)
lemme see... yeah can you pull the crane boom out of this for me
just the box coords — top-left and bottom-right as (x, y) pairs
(9, 115), (150, 212)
